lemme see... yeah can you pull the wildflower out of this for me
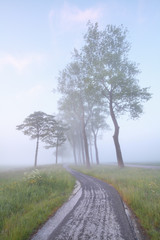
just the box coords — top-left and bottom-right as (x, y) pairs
(24, 169), (42, 185)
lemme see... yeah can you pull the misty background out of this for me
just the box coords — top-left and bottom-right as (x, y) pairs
(0, 0), (160, 166)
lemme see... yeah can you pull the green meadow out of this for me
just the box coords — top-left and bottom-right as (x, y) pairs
(1, 164), (160, 240)
(0, 165), (75, 240)
(74, 165), (160, 240)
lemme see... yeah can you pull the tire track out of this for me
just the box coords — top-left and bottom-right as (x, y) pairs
(47, 169), (138, 240)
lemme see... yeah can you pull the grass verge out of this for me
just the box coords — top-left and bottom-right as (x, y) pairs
(0, 165), (75, 240)
(73, 165), (160, 240)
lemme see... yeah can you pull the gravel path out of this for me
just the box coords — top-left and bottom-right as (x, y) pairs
(31, 168), (141, 240)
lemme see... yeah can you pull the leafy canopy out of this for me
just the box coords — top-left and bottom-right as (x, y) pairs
(16, 111), (51, 139)
(82, 22), (151, 119)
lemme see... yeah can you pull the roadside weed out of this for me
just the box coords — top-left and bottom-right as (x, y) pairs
(0, 165), (75, 240)
(74, 165), (160, 240)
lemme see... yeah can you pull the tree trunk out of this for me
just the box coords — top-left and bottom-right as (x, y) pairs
(80, 129), (85, 165)
(72, 137), (77, 165)
(56, 139), (58, 164)
(93, 133), (99, 165)
(89, 141), (93, 165)
(81, 115), (90, 168)
(34, 136), (39, 167)
(109, 94), (124, 167)
(83, 127), (90, 168)
(77, 132), (82, 164)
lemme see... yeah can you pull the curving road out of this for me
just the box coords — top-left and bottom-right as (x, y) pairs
(31, 168), (141, 240)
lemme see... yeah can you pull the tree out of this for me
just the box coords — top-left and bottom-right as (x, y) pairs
(16, 111), (50, 167)
(58, 91), (87, 165)
(42, 119), (67, 164)
(57, 59), (91, 168)
(57, 48), (110, 167)
(83, 23), (151, 167)
(88, 107), (110, 165)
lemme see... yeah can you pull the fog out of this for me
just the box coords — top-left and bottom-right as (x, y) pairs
(0, 1), (160, 168)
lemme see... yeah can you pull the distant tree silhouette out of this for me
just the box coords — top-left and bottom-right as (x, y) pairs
(16, 111), (53, 167)
(42, 119), (68, 164)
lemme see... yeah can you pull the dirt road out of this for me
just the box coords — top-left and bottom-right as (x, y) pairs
(32, 168), (141, 240)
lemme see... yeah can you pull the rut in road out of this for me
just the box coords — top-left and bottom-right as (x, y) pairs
(48, 169), (138, 240)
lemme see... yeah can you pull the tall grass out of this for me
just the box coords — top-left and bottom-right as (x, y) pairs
(74, 165), (160, 240)
(0, 165), (75, 240)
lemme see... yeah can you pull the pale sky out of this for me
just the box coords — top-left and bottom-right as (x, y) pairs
(0, 0), (160, 166)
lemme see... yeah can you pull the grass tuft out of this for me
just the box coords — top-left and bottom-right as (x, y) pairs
(0, 165), (75, 240)
(73, 165), (160, 240)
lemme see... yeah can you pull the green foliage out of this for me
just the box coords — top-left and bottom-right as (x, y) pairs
(23, 168), (43, 185)
(16, 111), (51, 140)
(43, 120), (68, 149)
(82, 22), (152, 166)
(16, 112), (57, 166)
(16, 112), (68, 166)
(74, 165), (160, 240)
(83, 22), (152, 119)
(57, 22), (151, 167)
(0, 165), (75, 240)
